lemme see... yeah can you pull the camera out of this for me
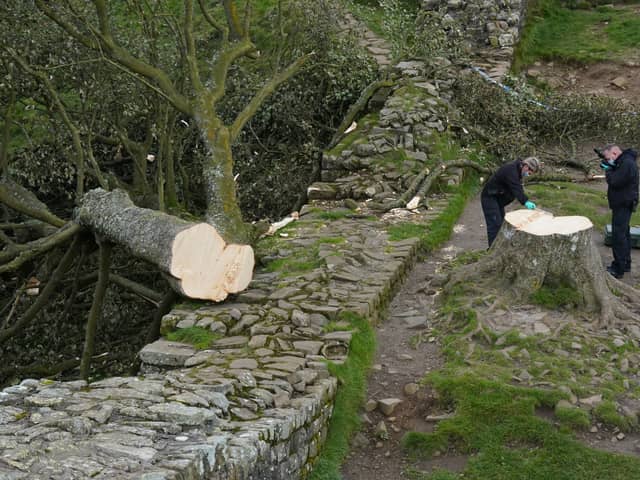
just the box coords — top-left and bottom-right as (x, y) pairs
(594, 148), (606, 161)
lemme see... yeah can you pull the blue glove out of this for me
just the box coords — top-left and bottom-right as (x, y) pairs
(525, 201), (536, 210)
(600, 161), (611, 171)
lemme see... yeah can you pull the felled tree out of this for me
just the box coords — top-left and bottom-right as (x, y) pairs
(447, 209), (640, 326)
(74, 189), (254, 301)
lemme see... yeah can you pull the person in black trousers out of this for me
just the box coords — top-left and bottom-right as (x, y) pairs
(481, 157), (540, 247)
(600, 144), (639, 279)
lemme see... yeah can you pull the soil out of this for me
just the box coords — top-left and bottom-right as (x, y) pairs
(341, 191), (640, 479)
(527, 60), (640, 102)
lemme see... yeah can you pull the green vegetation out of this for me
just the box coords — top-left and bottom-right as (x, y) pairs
(402, 374), (640, 479)
(385, 175), (480, 253)
(515, 0), (640, 68)
(530, 283), (582, 309)
(593, 400), (638, 432)
(387, 222), (428, 242)
(166, 327), (222, 350)
(399, 276), (640, 478)
(263, 246), (322, 275)
(528, 182), (640, 230)
(555, 403), (591, 430)
(324, 321), (354, 333)
(309, 312), (376, 480)
(422, 178), (478, 252)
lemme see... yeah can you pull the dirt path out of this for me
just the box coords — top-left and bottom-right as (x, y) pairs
(341, 196), (486, 480)
(342, 191), (640, 479)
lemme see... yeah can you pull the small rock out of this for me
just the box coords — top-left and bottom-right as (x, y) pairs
(404, 383), (419, 396)
(375, 421), (389, 440)
(378, 398), (402, 416)
(611, 76), (628, 89)
(533, 322), (550, 335)
(352, 432), (370, 449)
(579, 394), (603, 407)
(365, 399), (378, 412)
(621, 358), (630, 373)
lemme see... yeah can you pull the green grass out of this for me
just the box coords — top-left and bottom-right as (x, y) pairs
(166, 326), (222, 350)
(528, 181), (640, 230)
(530, 283), (582, 309)
(555, 403), (591, 430)
(399, 276), (640, 479)
(422, 176), (480, 252)
(385, 175), (481, 253)
(593, 400), (638, 432)
(515, 0), (640, 68)
(309, 312), (376, 480)
(387, 222), (428, 241)
(402, 374), (640, 480)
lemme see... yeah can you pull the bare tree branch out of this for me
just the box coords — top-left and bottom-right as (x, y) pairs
(0, 92), (14, 177)
(0, 223), (81, 273)
(230, 54), (311, 142)
(7, 48), (110, 193)
(80, 239), (111, 379)
(0, 234), (79, 345)
(34, 0), (98, 50)
(197, 0), (226, 35)
(0, 178), (66, 227)
(184, 0), (204, 93)
(223, 0), (244, 40)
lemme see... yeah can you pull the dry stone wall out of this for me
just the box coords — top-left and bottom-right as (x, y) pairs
(0, 3), (528, 478)
(421, 0), (528, 79)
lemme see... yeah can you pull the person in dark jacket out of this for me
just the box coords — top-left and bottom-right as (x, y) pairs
(600, 144), (639, 278)
(481, 157), (540, 247)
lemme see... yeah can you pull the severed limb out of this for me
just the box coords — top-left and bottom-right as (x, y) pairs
(80, 239), (112, 380)
(0, 178), (66, 227)
(0, 234), (80, 345)
(0, 223), (81, 273)
(328, 79), (395, 149)
(371, 160), (492, 212)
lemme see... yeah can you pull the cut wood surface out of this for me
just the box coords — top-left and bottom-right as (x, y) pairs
(505, 209), (593, 235)
(74, 189), (254, 301)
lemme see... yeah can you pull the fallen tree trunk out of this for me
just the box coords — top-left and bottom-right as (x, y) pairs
(447, 209), (640, 327)
(74, 188), (254, 302)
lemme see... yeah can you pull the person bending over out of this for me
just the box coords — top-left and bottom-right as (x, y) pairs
(481, 156), (540, 247)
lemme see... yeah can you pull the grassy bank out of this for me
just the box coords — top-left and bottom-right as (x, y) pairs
(515, 0), (640, 69)
(400, 179), (640, 478)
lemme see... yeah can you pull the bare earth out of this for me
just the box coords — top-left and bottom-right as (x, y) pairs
(528, 61), (640, 101)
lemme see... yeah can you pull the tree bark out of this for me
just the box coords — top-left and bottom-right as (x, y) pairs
(447, 209), (640, 327)
(74, 188), (254, 301)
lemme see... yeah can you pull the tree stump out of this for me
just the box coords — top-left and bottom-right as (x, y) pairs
(74, 189), (254, 302)
(448, 209), (640, 326)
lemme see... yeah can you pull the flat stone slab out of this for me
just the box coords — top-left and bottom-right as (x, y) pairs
(139, 340), (196, 367)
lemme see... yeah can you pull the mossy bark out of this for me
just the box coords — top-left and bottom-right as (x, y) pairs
(448, 211), (640, 327)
